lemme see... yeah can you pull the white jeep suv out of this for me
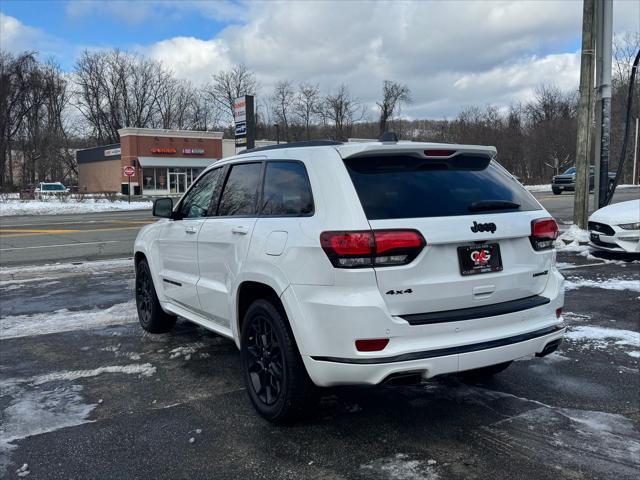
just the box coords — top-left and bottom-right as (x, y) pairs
(134, 140), (565, 422)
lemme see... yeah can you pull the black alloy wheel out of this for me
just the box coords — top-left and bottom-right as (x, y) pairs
(240, 299), (318, 423)
(245, 315), (285, 406)
(135, 259), (176, 333)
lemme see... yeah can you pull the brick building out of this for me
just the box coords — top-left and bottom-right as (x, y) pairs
(77, 128), (224, 195)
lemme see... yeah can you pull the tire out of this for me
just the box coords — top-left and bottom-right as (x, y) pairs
(552, 188), (561, 195)
(135, 259), (176, 333)
(460, 361), (512, 382)
(240, 298), (317, 423)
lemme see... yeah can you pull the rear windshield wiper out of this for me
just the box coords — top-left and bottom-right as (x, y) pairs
(468, 200), (521, 212)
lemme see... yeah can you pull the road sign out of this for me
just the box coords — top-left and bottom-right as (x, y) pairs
(124, 166), (135, 177)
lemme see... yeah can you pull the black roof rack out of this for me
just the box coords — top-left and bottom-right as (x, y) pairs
(238, 140), (342, 155)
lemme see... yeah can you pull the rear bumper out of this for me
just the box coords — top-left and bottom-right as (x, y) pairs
(283, 269), (565, 387)
(303, 325), (565, 386)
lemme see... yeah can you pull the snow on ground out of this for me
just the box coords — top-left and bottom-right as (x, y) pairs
(0, 257), (132, 281)
(0, 300), (137, 339)
(524, 185), (553, 192)
(564, 325), (639, 356)
(0, 363), (157, 473)
(564, 277), (640, 292)
(0, 198), (151, 216)
(523, 184), (638, 192)
(360, 453), (439, 480)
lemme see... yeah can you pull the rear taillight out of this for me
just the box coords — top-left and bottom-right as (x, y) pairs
(530, 218), (559, 251)
(320, 229), (425, 268)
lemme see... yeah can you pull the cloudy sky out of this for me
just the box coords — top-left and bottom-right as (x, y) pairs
(1, 0), (638, 119)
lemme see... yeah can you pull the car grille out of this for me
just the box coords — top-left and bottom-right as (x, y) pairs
(588, 221), (615, 236)
(591, 236), (617, 248)
(554, 178), (573, 184)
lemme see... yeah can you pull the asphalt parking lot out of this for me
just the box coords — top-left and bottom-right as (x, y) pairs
(1, 190), (639, 479)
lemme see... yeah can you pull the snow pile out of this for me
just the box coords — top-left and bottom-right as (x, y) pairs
(0, 300), (137, 339)
(524, 184), (552, 192)
(565, 325), (639, 356)
(564, 277), (640, 292)
(556, 225), (591, 253)
(0, 198), (151, 216)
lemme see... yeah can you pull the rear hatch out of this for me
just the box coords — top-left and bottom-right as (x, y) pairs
(340, 147), (555, 316)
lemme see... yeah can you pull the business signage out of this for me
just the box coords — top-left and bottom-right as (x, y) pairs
(150, 147), (177, 154)
(104, 147), (121, 157)
(182, 148), (205, 155)
(234, 95), (255, 153)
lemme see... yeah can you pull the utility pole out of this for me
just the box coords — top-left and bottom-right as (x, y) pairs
(573, 0), (596, 229)
(634, 117), (639, 185)
(594, 0), (613, 208)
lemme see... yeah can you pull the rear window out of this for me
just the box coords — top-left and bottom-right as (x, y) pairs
(344, 155), (541, 220)
(42, 184), (65, 191)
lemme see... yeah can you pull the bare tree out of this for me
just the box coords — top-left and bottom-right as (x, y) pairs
(205, 64), (258, 125)
(377, 80), (411, 136)
(294, 82), (320, 140)
(321, 84), (364, 141)
(270, 80), (295, 141)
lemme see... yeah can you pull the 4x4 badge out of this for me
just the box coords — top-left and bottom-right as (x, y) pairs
(470, 221), (497, 234)
(386, 289), (413, 295)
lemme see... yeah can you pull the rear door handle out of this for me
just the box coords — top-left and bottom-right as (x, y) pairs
(231, 226), (249, 235)
(185, 226), (198, 235)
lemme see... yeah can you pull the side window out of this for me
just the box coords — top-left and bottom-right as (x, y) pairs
(217, 163), (262, 216)
(179, 168), (223, 218)
(261, 162), (313, 216)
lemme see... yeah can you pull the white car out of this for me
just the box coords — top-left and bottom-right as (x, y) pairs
(35, 182), (69, 197)
(588, 199), (640, 253)
(134, 139), (565, 422)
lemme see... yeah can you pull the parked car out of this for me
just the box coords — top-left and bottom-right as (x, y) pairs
(588, 199), (640, 253)
(552, 166), (616, 195)
(134, 139), (565, 422)
(35, 182), (69, 198)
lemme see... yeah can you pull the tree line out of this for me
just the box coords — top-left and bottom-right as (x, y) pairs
(0, 33), (637, 189)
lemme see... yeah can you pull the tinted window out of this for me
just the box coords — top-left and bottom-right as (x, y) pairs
(261, 162), (313, 216)
(218, 163), (262, 216)
(179, 168), (223, 218)
(344, 155), (541, 220)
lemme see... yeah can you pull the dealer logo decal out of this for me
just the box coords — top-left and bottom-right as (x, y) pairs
(470, 249), (491, 265)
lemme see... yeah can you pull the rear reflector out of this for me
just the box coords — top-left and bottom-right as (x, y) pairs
(355, 338), (389, 352)
(530, 218), (559, 251)
(424, 149), (456, 157)
(320, 229), (425, 268)
(556, 307), (563, 318)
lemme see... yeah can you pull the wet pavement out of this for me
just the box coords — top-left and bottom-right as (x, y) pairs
(1, 252), (639, 479)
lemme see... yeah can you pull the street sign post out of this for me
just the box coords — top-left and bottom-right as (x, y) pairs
(124, 166), (135, 204)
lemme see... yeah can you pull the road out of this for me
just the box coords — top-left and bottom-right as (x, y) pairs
(1, 250), (638, 479)
(0, 187), (638, 267)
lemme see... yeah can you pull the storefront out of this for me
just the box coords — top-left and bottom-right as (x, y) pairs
(77, 128), (224, 196)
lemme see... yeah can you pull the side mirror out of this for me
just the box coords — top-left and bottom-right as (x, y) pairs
(153, 197), (174, 218)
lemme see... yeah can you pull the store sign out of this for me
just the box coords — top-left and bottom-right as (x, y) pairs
(104, 147), (121, 157)
(182, 148), (205, 155)
(150, 147), (177, 154)
(234, 98), (246, 122)
(234, 95), (254, 152)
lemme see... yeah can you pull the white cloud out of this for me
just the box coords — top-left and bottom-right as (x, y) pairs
(0, 12), (63, 57)
(141, 1), (589, 117)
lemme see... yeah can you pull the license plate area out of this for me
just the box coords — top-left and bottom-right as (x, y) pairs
(458, 244), (503, 276)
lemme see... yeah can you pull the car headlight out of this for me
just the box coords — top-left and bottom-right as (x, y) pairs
(618, 222), (640, 230)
